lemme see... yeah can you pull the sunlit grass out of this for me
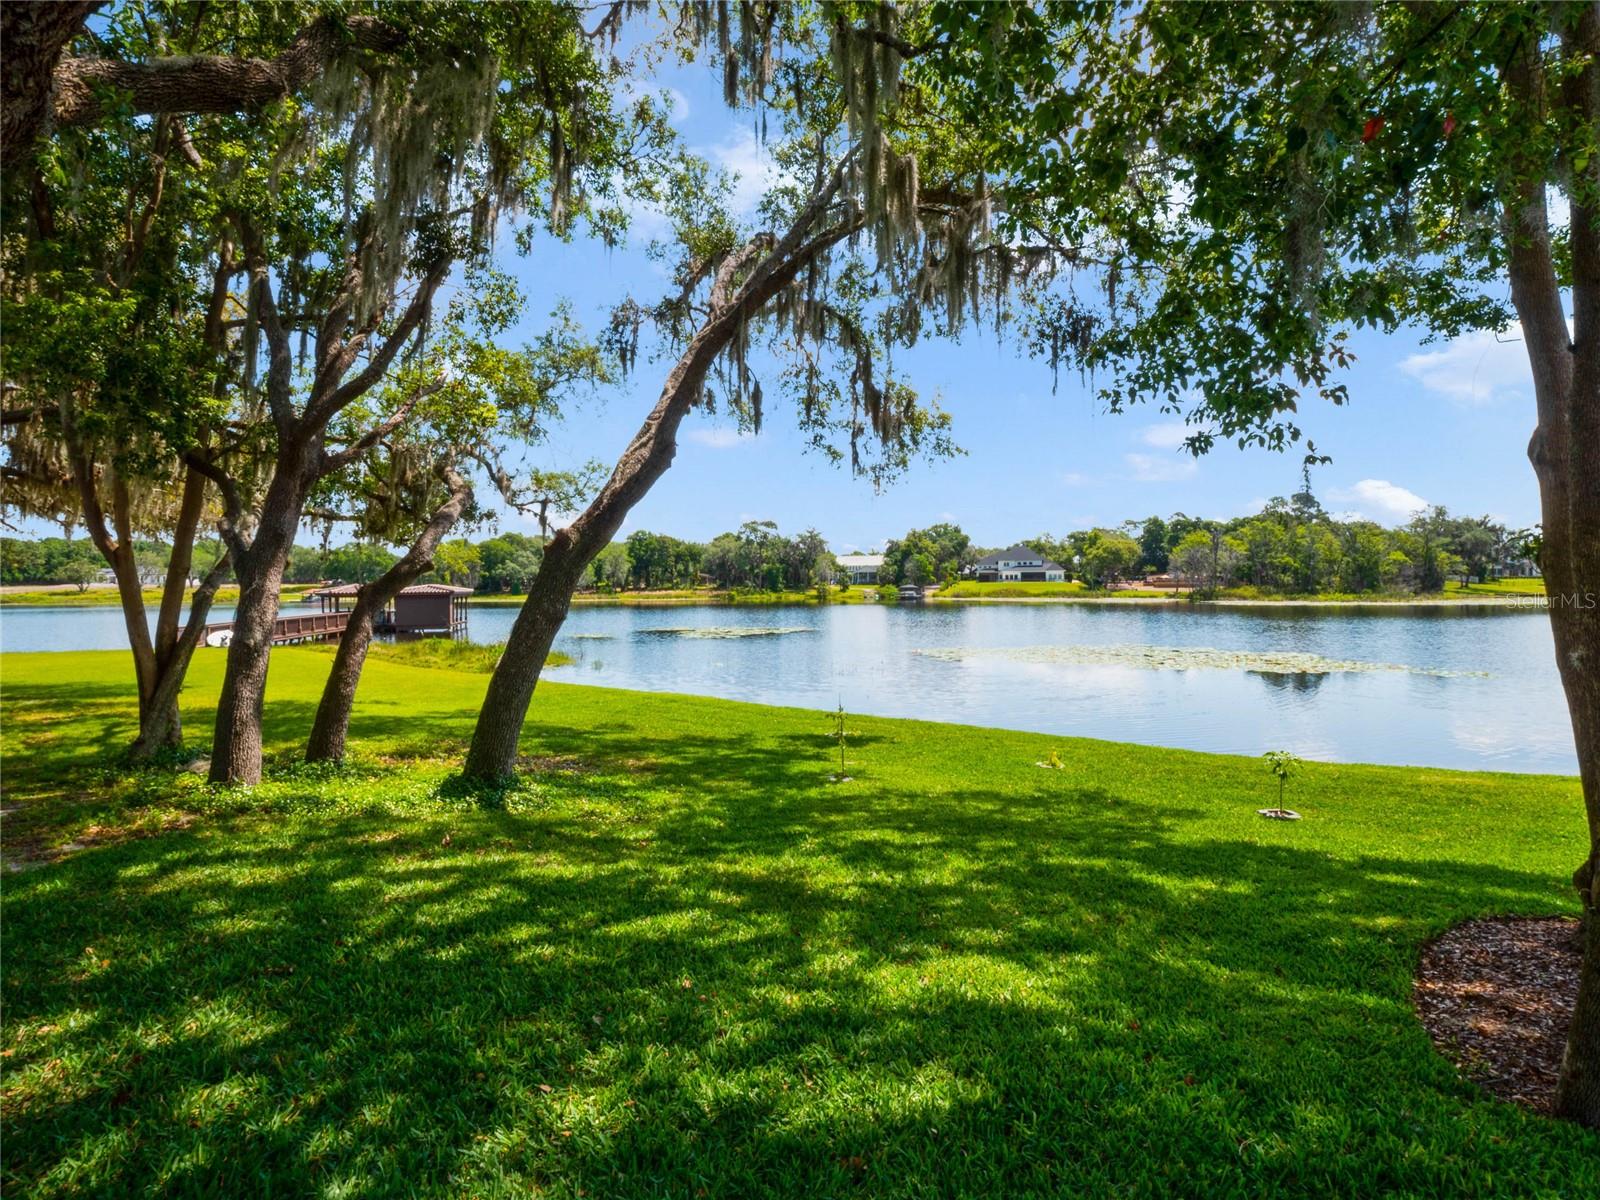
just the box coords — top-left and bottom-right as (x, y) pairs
(938, 580), (1176, 598)
(473, 586), (881, 607)
(1446, 577), (1547, 596)
(1214, 580), (1546, 602)
(1, 649), (1594, 1196)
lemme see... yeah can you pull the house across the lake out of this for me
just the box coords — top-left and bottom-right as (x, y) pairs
(835, 553), (885, 585)
(309, 582), (472, 635)
(971, 544), (1068, 583)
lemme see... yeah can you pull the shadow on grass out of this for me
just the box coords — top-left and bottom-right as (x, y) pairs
(2, 658), (1595, 1195)
(5, 754), (1596, 1194)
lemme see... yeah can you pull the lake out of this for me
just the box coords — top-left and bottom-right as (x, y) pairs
(0, 599), (1573, 774)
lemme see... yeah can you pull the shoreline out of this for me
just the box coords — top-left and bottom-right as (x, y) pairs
(1, 589), (1546, 613)
(931, 594), (1547, 611)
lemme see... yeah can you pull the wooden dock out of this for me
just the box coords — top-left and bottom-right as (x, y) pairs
(203, 609), (353, 648)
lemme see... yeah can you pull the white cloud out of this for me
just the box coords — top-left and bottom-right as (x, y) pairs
(705, 127), (781, 216)
(686, 427), (753, 449)
(1138, 421), (1192, 450)
(663, 87), (690, 125)
(1060, 471), (1091, 487)
(1327, 479), (1429, 523)
(1399, 328), (1532, 407)
(1124, 452), (1198, 483)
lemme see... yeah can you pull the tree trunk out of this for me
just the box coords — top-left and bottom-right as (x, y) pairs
(303, 589), (384, 765)
(0, 0), (99, 173)
(461, 197), (860, 782)
(306, 470), (470, 763)
(462, 539), (589, 780)
(1503, 4), (1599, 1129)
(463, 319), (738, 782)
(462, 353), (728, 781)
(124, 466), (221, 759)
(130, 551), (230, 759)
(207, 462), (308, 785)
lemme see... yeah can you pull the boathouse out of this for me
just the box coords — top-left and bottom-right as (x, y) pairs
(308, 583), (472, 635)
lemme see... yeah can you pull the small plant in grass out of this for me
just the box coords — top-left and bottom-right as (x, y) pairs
(829, 699), (852, 782)
(1260, 750), (1303, 819)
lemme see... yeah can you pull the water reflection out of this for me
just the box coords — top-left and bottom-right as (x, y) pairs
(1252, 671), (1329, 695)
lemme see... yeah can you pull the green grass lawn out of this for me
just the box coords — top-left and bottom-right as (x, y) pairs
(471, 586), (880, 608)
(934, 580), (1548, 603)
(1, 649), (1595, 1196)
(1213, 581), (1547, 603)
(1445, 577), (1548, 597)
(938, 581), (1178, 599)
(0, 583), (321, 608)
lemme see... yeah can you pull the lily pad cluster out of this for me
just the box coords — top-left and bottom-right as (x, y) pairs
(914, 644), (1484, 677)
(639, 626), (816, 639)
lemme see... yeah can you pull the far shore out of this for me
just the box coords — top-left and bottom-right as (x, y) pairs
(932, 593), (1547, 610)
(1, 582), (1547, 612)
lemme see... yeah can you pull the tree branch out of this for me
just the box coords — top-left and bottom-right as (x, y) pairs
(734, 146), (861, 308)
(313, 228), (378, 394)
(182, 451), (249, 561)
(709, 236), (776, 313)
(317, 378), (445, 478)
(253, 268), (297, 438)
(231, 214), (296, 436)
(50, 13), (404, 131)
(312, 260), (450, 422)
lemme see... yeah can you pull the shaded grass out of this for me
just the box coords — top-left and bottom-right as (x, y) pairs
(0, 649), (1595, 1197)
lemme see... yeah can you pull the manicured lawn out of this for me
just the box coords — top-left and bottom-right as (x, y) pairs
(1, 650), (1595, 1196)
(1213, 582), (1547, 603)
(1446, 577), (1548, 597)
(0, 583), (321, 608)
(938, 580), (1176, 599)
(473, 587), (881, 608)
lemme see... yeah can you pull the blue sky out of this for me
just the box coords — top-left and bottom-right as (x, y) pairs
(480, 55), (1549, 554)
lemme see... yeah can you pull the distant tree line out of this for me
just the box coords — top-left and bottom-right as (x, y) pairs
(870, 498), (1538, 595)
(2, 535), (225, 589)
(4, 501), (1535, 599)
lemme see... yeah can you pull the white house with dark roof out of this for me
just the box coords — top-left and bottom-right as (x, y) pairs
(835, 553), (885, 584)
(971, 544), (1067, 583)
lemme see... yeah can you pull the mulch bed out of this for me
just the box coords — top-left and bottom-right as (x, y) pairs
(1414, 916), (1582, 1114)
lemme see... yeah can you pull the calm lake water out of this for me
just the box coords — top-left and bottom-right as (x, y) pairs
(1, 598), (1573, 775)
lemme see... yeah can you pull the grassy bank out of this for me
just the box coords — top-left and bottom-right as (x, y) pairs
(935, 579), (1548, 603)
(0, 583), (321, 608)
(474, 586), (881, 607)
(937, 580), (1176, 599)
(1212, 578), (1548, 603)
(1, 650), (1594, 1196)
